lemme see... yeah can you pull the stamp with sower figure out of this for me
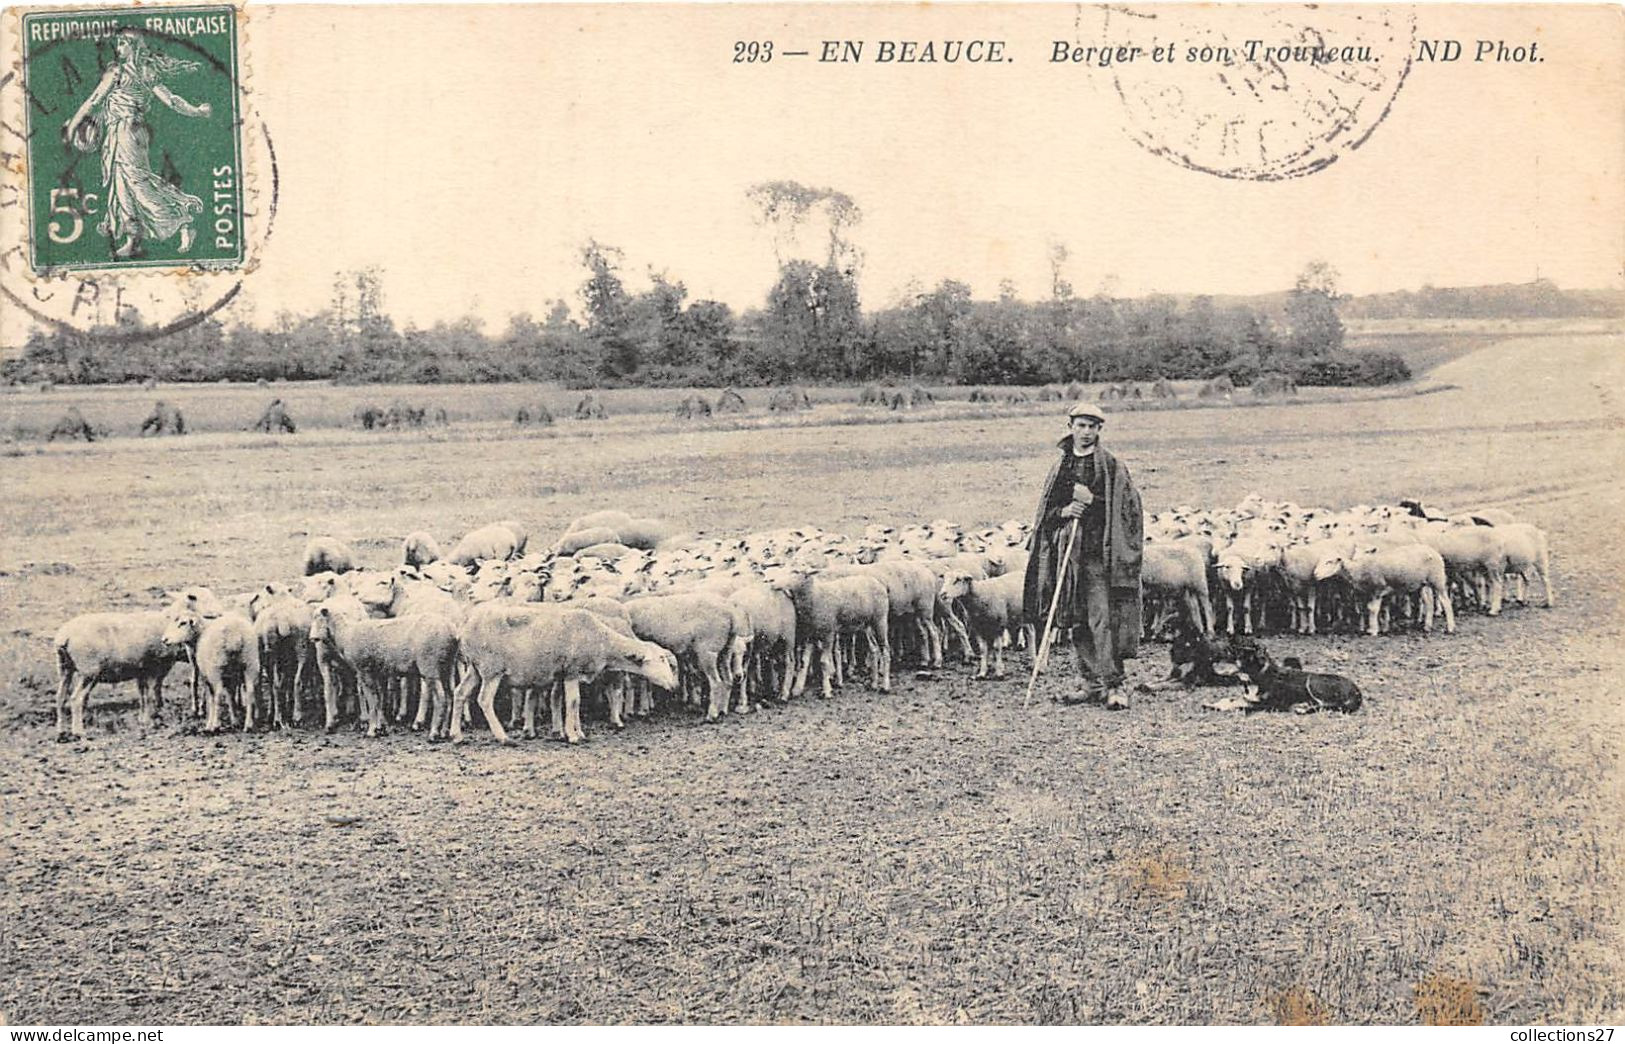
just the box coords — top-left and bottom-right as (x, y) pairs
(20, 5), (244, 272)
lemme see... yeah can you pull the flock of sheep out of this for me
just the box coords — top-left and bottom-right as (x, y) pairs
(48, 497), (1553, 745)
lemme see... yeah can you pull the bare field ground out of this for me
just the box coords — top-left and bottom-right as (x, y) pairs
(2, 333), (1623, 1024)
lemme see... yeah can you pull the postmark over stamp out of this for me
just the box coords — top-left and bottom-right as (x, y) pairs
(20, 5), (244, 271)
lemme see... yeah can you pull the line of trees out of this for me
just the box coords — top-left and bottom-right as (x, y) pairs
(6, 180), (1614, 389)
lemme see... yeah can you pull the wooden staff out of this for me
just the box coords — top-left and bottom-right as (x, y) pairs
(1023, 515), (1081, 707)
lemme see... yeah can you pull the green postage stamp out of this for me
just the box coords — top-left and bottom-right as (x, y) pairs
(20, 5), (244, 272)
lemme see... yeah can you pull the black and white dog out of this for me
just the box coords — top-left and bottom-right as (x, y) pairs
(1203, 642), (1363, 714)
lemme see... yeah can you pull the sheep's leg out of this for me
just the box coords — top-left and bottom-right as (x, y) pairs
(1419, 587), (1435, 633)
(317, 655), (340, 733)
(546, 683), (566, 739)
(204, 675), (222, 734)
(1438, 583), (1457, 634)
(411, 670), (433, 732)
(1364, 594), (1383, 637)
(817, 643), (838, 700)
(702, 657), (726, 722)
(605, 676), (627, 729)
(1539, 553), (1555, 607)
(291, 646), (312, 727)
(448, 671), (480, 744)
(993, 632), (1007, 680)
(791, 640), (813, 698)
(521, 685), (540, 741)
(477, 675), (512, 744)
(563, 679), (585, 744)
(921, 614), (943, 668)
(508, 680), (526, 731)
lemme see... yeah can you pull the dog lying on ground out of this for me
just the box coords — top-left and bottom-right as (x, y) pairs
(1203, 642), (1363, 714)
(1136, 625), (1260, 694)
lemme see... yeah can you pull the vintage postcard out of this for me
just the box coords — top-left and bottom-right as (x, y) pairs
(0, 1), (1621, 1029)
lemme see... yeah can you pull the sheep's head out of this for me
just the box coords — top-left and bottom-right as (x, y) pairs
(308, 606), (336, 643)
(1312, 555), (1346, 581)
(352, 572), (398, 609)
(162, 607), (203, 648)
(629, 643), (680, 691)
(939, 571), (974, 600)
(1215, 554), (1249, 591)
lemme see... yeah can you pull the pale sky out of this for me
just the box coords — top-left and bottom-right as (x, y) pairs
(29, 4), (1625, 328)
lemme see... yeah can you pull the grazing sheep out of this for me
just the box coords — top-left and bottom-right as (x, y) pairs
(309, 606), (459, 738)
(53, 610), (189, 740)
(938, 571), (1025, 680)
(403, 531), (442, 568)
(1497, 522), (1555, 607)
(624, 593), (739, 722)
(162, 610), (262, 734)
(303, 537), (358, 577)
(47, 407), (96, 442)
(1411, 522), (1508, 615)
(516, 405), (555, 426)
(552, 527), (622, 556)
(1197, 376), (1235, 400)
(1150, 378), (1178, 400)
(968, 388), (995, 403)
(615, 516), (684, 551)
(448, 523), (525, 568)
(575, 393), (608, 420)
(566, 509), (637, 536)
(910, 385), (935, 406)
(1004, 390), (1031, 404)
(453, 604), (678, 744)
(139, 400), (186, 436)
(252, 398), (296, 433)
(715, 388), (747, 413)
(1314, 544), (1455, 635)
(859, 384), (886, 406)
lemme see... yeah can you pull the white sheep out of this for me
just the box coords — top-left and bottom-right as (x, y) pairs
(1215, 540), (1282, 635)
(1314, 543), (1455, 635)
(447, 523), (526, 569)
(565, 509), (637, 536)
(624, 593), (739, 721)
(162, 609), (262, 733)
(453, 603), (679, 744)
(1410, 521), (1508, 615)
(303, 537), (358, 577)
(1141, 542), (1215, 637)
(1497, 523), (1554, 607)
(53, 610), (190, 741)
(308, 605), (459, 738)
(552, 526), (622, 556)
(772, 563), (891, 700)
(726, 580), (798, 704)
(402, 531), (442, 568)
(248, 584), (316, 728)
(938, 571), (1025, 680)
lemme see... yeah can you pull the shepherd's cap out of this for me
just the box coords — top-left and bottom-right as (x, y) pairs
(1067, 401), (1107, 422)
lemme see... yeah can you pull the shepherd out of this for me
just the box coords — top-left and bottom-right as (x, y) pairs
(1022, 401), (1144, 709)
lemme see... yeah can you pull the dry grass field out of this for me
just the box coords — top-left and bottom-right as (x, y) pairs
(1, 332), (1622, 1024)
